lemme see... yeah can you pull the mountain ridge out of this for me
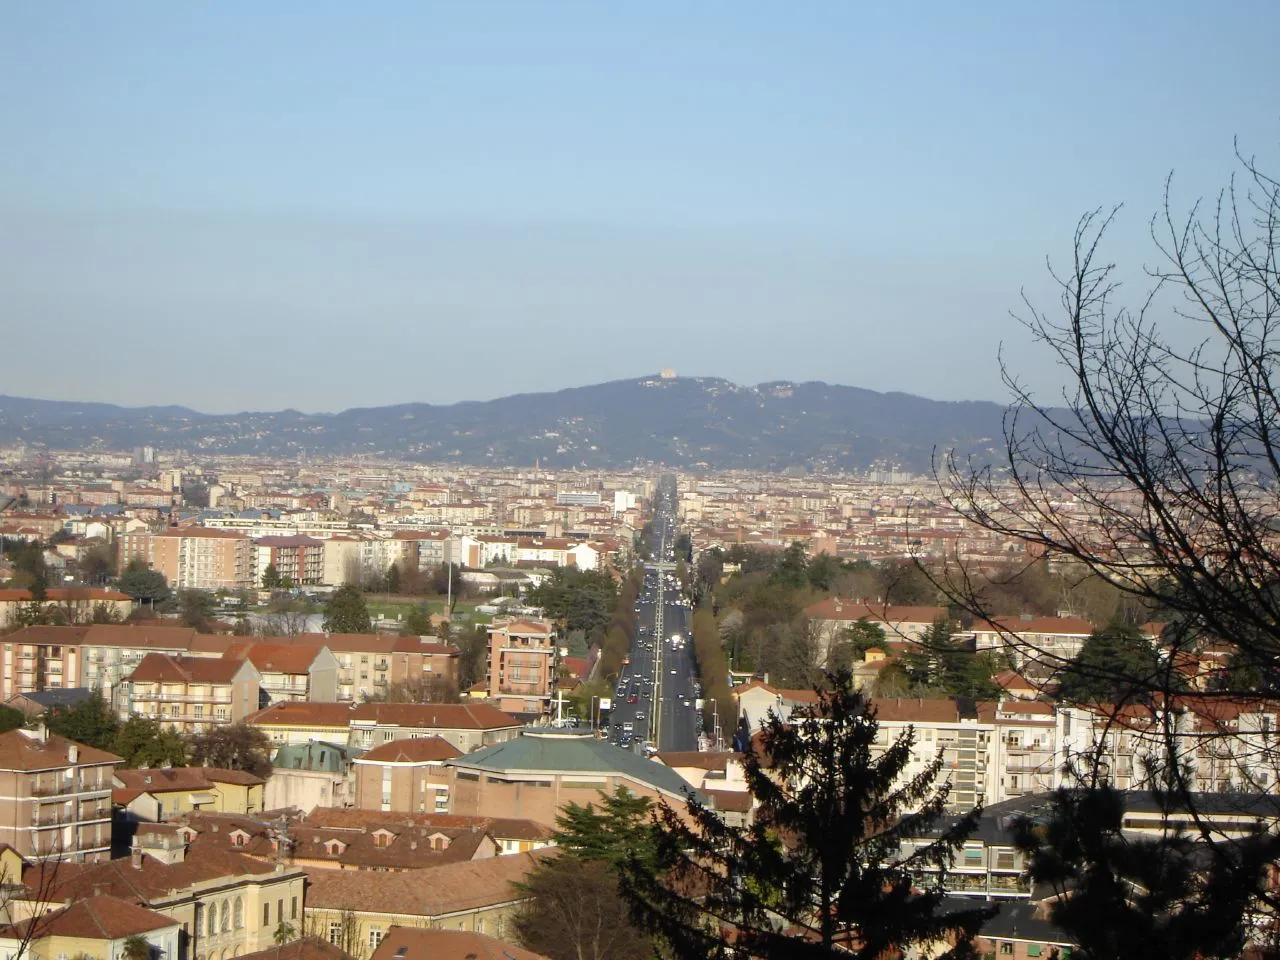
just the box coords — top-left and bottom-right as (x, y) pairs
(0, 376), (1013, 472)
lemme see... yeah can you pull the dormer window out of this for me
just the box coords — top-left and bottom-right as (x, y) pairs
(372, 829), (394, 848)
(325, 839), (346, 856)
(230, 830), (248, 847)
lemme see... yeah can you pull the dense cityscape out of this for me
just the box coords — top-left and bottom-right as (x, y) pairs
(5, 5), (1278, 959)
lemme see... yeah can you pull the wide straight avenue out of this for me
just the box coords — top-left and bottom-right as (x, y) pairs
(606, 507), (701, 753)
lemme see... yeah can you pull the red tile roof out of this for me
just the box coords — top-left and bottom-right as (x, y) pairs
(371, 926), (549, 960)
(0, 729), (119, 771)
(357, 736), (461, 764)
(804, 599), (948, 625)
(0, 895), (176, 941)
(351, 703), (521, 730)
(245, 702), (356, 728)
(127, 652), (250, 684)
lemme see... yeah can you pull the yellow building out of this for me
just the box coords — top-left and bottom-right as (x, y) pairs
(302, 852), (551, 959)
(19, 826), (307, 960)
(245, 702), (355, 746)
(114, 767), (266, 821)
(0, 894), (181, 960)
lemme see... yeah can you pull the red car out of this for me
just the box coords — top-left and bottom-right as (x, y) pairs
(628, 695), (639, 704)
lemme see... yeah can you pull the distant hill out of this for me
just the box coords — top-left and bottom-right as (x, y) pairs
(0, 376), (1015, 472)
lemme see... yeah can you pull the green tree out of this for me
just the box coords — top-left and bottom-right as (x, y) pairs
(188, 721), (273, 777)
(322, 583), (372, 634)
(386, 562), (401, 594)
(261, 564), (281, 590)
(0, 705), (24, 734)
(399, 603), (432, 637)
(1015, 787), (1280, 960)
(526, 568), (619, 637)
(113, 716), (188, 768)
(770, 540), (810, 590)
(117, 560), (172, 606)
(79, 544), (116, 584)
(45, 692), (119, 751)
(514, 788), (657, 960)
(273, 921), (295, 946)
(121, 935), (152, 960)
(1058, 623), (1163, 704)
(620, 671), (993, 958)
(902, 617), (1001, 699)
(178, 590), (217, 631)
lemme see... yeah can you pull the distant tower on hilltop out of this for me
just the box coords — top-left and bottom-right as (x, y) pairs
(660, 368), (677, 379)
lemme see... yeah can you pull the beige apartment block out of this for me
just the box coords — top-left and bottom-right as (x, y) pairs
(352, 736), (461, 814)
(484, 617), (557, 714)
(0, 727), (119, 863)
(349, 703), (524, 755)
(125, 654), (262, 734)
(187, 638), (339, 705)
(293, 633), (459, 702)
(118, 528), (253, 591)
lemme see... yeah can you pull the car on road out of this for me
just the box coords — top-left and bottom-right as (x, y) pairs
(670, 668), (677, 674)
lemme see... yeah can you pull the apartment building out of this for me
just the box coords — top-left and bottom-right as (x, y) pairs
(189, 638), (339, 705)
(253, 535), (326, 586)
(0, 587), (133, 631)
(246, 702), (356, 745)
(391, 528), (453, 571)
(872, 697), (998, 811)
(973, 615), (1095, 682)
(78, 623), (202, 711)
(125, 654), (262, 734)
(0, 727), (119, 862)
(349, 703), (524, 754)
(352, 736), (461, 815)
(992, 699), (1058, 800)
(485, 617), (557, 715)
(118, 527), (253, 591)
(293, 634), (459, 702)
(0, 625), (90, 700)
(114, 767), (266, 821)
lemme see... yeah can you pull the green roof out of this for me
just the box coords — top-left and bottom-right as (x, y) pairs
(449, 731), (702, 801)
(272, 740), (351, 773)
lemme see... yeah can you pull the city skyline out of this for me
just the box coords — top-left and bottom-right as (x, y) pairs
(3, 3), (1277, 411)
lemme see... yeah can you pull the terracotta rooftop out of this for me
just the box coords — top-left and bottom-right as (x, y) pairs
(803, 599), (948, 624)
(302, 808), (551, 842)
(239, 937), (356, 960)
(356, 736), (462, 764)
(114, 766), (264, 804)
(302, 850), (553, 916)
(656, 751), (740, 771)
(0, 895), (176, 941)
(351, 703), (522, 730)
(371, 926), (549, 960)
(83, 624), (201, 649)
(0, 729), (120, 772)
(127, 652), (251, 685)
(245, 702), (356, 728)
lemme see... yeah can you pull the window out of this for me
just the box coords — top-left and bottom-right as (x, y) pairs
(328, 922), (344, 946)
(206, 905), (216, 938)
(264, 903), (270, 927)
(999, 945), (1014, 956)
(1026, 947), (1042, 957)
(234, 897), (243, 929)
(221, 901), (230, 933)
(277, 900), (283, 926)
(291, 896), (297, 920)
(369, 930), (384, 952)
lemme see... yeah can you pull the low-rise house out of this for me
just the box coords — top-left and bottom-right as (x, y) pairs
(290, 818), (498, 872)
(0, 894), (182, 960)
(369, 925), (549, 960)
(973, 616), (1095, 683)
(301, 851), (552, 957)
(973, 901), (1077, 960)
(114, 767), (267, 821)
(125, 654), (261, 734)
(897, 796), (1037, 900)
(446, 729), (700, 827)
(247, 702), (356, 746)
(803, 599), (949, 662)
(353, 737), (460, 815)
(267, 741), (354, 813)
(5, 686), (94, 719)
(349, 704), (523, 755)
(0, 727), (119, 863)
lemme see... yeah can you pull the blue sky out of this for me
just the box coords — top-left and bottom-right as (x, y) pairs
(1, 2), (1276, 413)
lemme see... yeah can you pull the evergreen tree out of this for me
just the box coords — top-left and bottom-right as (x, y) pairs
(386, 562), (401, 594)
(620, 671), (993, 959)
(514, 787), (657, 960)
(117, 560), (172, 606)
(1058, 622), (1164, 703)
(261, 564), (281, 590)
(322, 583), (372, 634)
(1015, 786), (1280, 960)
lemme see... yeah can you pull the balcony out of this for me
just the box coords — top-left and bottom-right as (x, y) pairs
(152, 693), (232, 704)
(374, 661), (389, 671)
(31, 781), (77, 797)
(32, 809), (77, 827)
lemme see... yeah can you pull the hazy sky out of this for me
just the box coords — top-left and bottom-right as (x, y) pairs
(2, 2), (1276, 413)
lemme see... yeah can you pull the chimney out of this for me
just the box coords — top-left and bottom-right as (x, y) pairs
(67, 744), (78, 764)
